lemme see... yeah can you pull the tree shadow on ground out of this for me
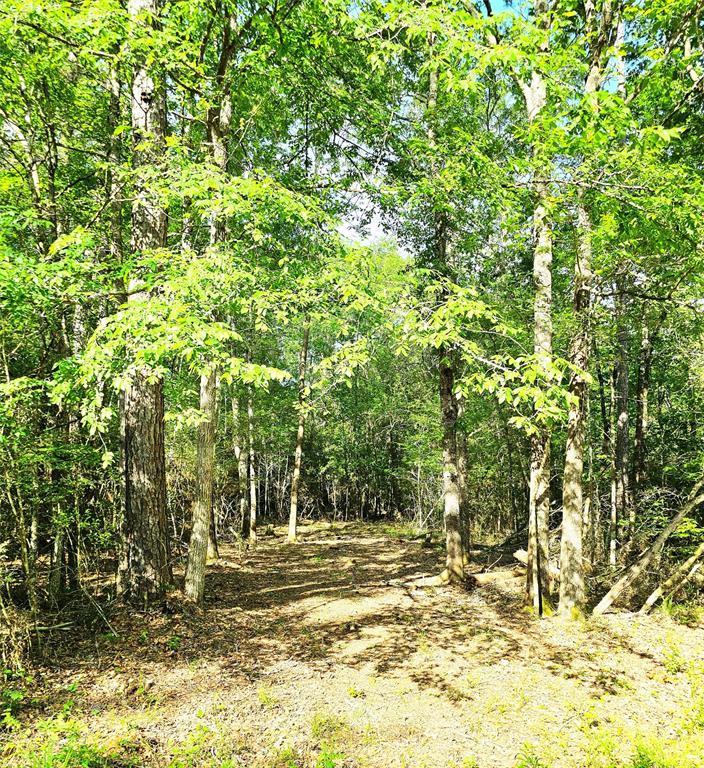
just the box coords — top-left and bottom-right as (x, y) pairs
(37, 525), (663, 716)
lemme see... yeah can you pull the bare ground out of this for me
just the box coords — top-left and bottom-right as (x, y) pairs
(4, 523), (704, 768)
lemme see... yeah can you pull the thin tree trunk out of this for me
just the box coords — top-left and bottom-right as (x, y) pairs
(609, 367), (618, 565)
(232, 395), (249, 538)
(118, 0), (171, 604)
(457, 399), (471, 562)
(288, 322), (310, 543)
(615, 286), (632, 533)
(248, 389), (257, 544)
(633, 321), (651, 503)
(185, 46), (232, 582)
(185, 372), (216, 604)
(48, 520), (64, 602)
(520, 0), (552, 613)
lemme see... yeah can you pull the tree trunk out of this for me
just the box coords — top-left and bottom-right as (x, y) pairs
(633, 321), (651, 503)
(520, 1), (552, 614)
(248, 389), (257, 544)
(118, 0), (171, 604)
(609, 367), (618, 565)
(185, 372), (217, 604)
(288, 322), (310, 543)
(232, 395), (249, 538)
(119, 378), (171, 603)
(426, 35), (465, 583)
(614, 286), (632, 533)
(457, 399), (471, 562)
(526, 189), (553, 614)
(440, 355), (464, 583)
(559, 202), (592, 615)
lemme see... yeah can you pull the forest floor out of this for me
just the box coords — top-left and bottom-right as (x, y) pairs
(4, 522), (704, 768)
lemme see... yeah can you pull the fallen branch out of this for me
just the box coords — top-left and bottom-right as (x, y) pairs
(405, 569), (450, 588)
(639, 540), (704, 615)
(593, 478), (704, 616)
(471, 569), (524, 586)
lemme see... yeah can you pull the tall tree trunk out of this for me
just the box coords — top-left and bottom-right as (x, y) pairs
(526, 188), (553, 613)
(288, 322), (310, 543)
(185, 372), (217, 604)
(559, 202), (592, 614)
(248, 389), (257, 544)
(614, 286), (632, 535)
(559, 0), (619, 606)
(520, 0), (552, 614)
(232, 394), (249, 538)
(609, 366), (618, 565)
(633, 321), (651, 503)
(183, 45), (233, 597)
(118, 0), (171, 604)
(457, 399), (471, 562)
(426, 35), (464, 583)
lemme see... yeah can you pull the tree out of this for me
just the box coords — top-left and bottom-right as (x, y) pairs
(117, 0), (171, 604)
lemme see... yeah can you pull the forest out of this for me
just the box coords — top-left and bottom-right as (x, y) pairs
(1, 0), (704, 765)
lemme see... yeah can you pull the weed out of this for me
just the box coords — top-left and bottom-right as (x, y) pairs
(8, 727), (139, 768)
(258, 685), (278, 707)
(347, 686), (365, 698)
(269, 745), (302, 768)
(167, 635), (182, 651)
(315, 744), (344, 768)
(662, 636), (685, 675)
(515, 744), (548, 768)
(659, 597), (704, 627)
(310, 712), (349, 742)
(2, 667), (33, 730)
(168, 723), (213, 767)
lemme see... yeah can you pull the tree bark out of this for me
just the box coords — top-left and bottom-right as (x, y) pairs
(119, 377), (171, 603)
(185, 372), (217, 604)
(288, 322), (310, 543)
(118, 0), (171, 604)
